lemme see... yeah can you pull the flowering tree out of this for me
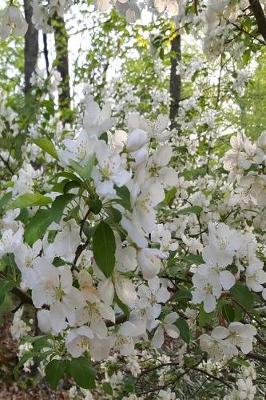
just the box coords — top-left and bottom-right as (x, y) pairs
(0, 1), (265, 399)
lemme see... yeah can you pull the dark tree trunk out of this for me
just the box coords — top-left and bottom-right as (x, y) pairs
(53, 14), (71, 123)
(43, 33), (50, 77)
(249, 0), (266, 42)
(24, 0), (39, 95)
(169, 33), (181, 130)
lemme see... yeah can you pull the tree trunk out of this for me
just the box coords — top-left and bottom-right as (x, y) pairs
(169, 33), (181, 130)
(249, 0), (266, 42)
(53, 14), (71, 123)
(24, 0), (39, 95)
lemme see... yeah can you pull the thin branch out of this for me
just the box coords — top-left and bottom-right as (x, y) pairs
(248, 352), (266, 363)
(0, 153), (14, 174)
(191, 367), (233, 388)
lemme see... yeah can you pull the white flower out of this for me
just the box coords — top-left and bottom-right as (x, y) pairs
(126, 356), (141, 377)
(204, 322), (257, 360)
(126, 128), (148, 152)
(199, 333), (230, 362)
(121, 216), (148, 248)
(245, 258), (266, 293)
(92, 140), (131, 199)
(32, 263), (84, 333)
(225, 322), (257, 355)
(116, 241), (138, 272)
(236, 377), (256, 400)
(95, 0), (112, 12)
(11, 307), (31, 340)
(113, 330), (135, 356)
(0, 227), (23, 258)
(77, 270), (115, 338)
(58, 131), (95, 167)
(0, 5), (28, 40)
(152, 312), (179, 348)
(0, 209), (20, 231)
(202, 222), (242, 268)
(44, 221), (80, 263)
(137, 248), (164, 279)
(14, 240), (42, 289)
(132, 181), (165, 232)
(119, 314), (147, 337)
(83, 95), (114, 138)
(158, 388), (176, 400)
(151, 224), (178, 252)
(192, 266), (222, 312)
(115, 0), (141, 24)
(154, 0), (179, 16)
(12, 162), (40, 195)
(89, 336), (114, 361)
(98, 272), (137, 307)
(65, 326), (94, 358)
(137, 277), (170, 329)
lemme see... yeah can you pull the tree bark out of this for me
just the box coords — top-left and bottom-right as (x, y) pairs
(249, 0), (266, 42)
(53, 14), (71, 123)
(169, 33), (181, 130)
(43, 33), (49, 77)
(24, 0), (39, 95)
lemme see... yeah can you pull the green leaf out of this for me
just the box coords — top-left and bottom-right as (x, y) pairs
(9, 193), (52, 209)
(176, 206), (203, 216)
(89, 198), (102, 215)
(114, 293), (130, 317)
(221, 303), (235, 323)
(0, 280), (13, 305)
(14, 351), (33, 379)
(175, 318), (190, 344)
(33, 137), (59, 160)
(230, 282), (254, 310)
(55, 171), (82, 182)
(198, 308), (214, 327)
(164, 187), (177, 206)
(115, 185), (131, 211)
(102, 382), (113, 395)
(51, 194), (76, 223)
(32, 336), (51, 352)
(24, 194), (75, 245)
(24, 209), (52, 246)
(70, 154), (95, 180)
(45, 359), (68, 389)
(183, 254), (203, 265)
(63, 180), (81, 193)
(0, 192), (12, 210)
(176, 288), (192, 301)
(68, 357), (96, 389)
(93, 221), (116, 277)
(106, 207), (122, 223)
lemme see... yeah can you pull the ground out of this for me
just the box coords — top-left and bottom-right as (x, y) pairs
(0, 315), (69, 400)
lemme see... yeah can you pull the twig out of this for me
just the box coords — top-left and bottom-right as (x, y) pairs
(191, 367), (233, 388)
(0, 153), (14, 175)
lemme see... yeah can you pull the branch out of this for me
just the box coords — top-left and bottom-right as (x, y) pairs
(191, 367), (233, 388)
(249, 0), (266, 42)
(0, 153), (14, 175)
(248, 352), (266, 362)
